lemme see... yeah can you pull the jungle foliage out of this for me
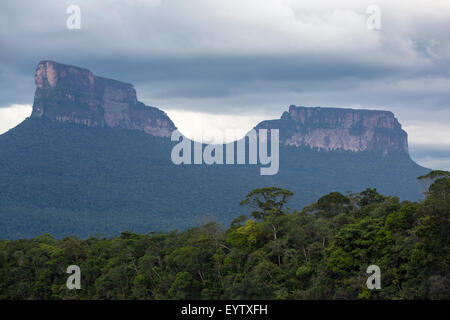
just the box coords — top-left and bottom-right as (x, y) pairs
(0, 172), (448, 300)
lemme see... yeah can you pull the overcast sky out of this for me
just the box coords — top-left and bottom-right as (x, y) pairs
(0, 0), (449, 169)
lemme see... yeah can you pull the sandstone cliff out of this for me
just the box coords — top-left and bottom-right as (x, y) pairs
(31, 61), (410, 156)
(31, 61), (176, 137)
(255, 105), (409, 155)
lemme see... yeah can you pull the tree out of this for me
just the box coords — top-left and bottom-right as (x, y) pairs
(417, 170), (450, 196)
(168, 272), (193, 299)
(240, 187), (293, 266)
(1, 182), (449, 300)
(357, 188), (386, 207)
(316, 192), (352, 217)
(240, 187), (293, 224)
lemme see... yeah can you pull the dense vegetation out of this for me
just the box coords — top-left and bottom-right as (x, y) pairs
(0, 119), (428, 239)
(0, 171), (448, 300)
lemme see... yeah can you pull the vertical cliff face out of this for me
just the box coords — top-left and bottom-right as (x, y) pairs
(255, 105), (409, 155)
(31, 61), (176, 137)
(31, 61), (409, 155)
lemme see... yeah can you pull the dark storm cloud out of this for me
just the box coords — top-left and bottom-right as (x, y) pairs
(1, 0), (449, 111)
(1, 52), (446, 108)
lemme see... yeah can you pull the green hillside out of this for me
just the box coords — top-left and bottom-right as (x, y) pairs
(0, 118), (429, 239)
(0, 173), (448, 299)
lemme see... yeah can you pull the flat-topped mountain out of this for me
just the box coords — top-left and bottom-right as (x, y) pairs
(32, 60), (176, 137)
(32, 61), (410, 156)
(255, 105), (408, 155)
(0, 61), (429, 239)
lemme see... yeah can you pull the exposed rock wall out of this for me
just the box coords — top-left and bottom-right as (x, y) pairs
(32, 61), (176, 137)
(255, 105), (409, 155)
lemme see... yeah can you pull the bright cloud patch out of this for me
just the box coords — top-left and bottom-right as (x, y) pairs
(404, 122), (450, 148)
(0, 105), (32, 134)
(164, 109), (268, 144)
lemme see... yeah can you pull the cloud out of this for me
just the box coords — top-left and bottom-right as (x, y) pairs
(409, 147), (450, 171)
(165, 109), (271, 144)
(2, 0), (450, 106)
(405, 121), (450, 170)
(0, 0), (449, 168)
(404, 122), (450, 148)
(413, 157), (450, 171)
(0, 104), (32, 134)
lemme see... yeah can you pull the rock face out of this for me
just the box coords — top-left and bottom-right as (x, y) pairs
(255, 105), (409, 155)
(30, 61), (409, 155)
(31, 61), (176, 137)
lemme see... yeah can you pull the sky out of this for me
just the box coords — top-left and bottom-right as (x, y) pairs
(0, 0), (449, 170)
